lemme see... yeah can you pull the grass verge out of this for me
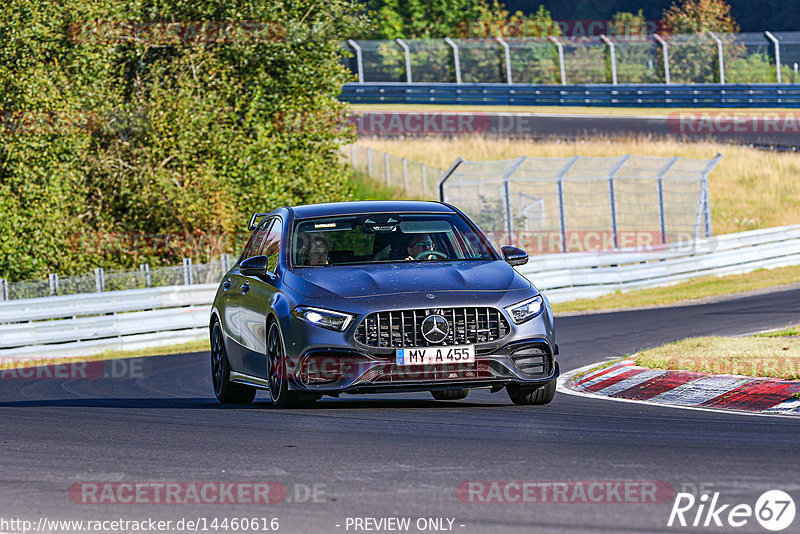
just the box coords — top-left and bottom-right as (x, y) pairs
(0, 339), (208, 371)
(635, 330), (800, 380)
(349, 168), (410, 200)
(554, 264), (800, 314)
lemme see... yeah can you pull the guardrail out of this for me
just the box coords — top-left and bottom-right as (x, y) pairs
(340, 83), (800, 108)
(0, 284), (217, 359)
(2, 225), (799, 360)
(521, 225), (800, 302)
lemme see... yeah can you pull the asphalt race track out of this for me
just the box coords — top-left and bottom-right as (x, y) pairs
(1, 288), (799, 533)
(355, 110), (800, 149)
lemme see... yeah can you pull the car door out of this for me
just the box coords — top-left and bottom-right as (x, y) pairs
(226, 218), (272, 371)
(238, 216), (283, 379)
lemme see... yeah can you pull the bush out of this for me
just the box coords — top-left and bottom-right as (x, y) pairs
(0, 0), (364, 281)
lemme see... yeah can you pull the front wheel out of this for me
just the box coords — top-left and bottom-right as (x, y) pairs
(266, 321), (318, 408)
(506, 379), (556, 406)
(211, 320), (256, 404)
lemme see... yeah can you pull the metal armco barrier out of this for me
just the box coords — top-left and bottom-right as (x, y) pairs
(2, 226), (799, 358)
(340, 83), (800, 108)
(0, 284), (217, 359)
(520, 225), (800, 303)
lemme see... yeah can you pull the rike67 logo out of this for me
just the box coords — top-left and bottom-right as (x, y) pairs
(668, 490), (795, 531)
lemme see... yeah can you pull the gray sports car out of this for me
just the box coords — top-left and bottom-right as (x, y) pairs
(210, 200), (558, 407)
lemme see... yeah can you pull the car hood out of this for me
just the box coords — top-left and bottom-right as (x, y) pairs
(283, 261), (532, 299)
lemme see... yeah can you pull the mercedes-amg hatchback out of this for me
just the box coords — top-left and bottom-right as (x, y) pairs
(210, 200), (558, 407)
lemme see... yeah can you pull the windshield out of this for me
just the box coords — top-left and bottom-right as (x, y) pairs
(292, 213), (496, 267)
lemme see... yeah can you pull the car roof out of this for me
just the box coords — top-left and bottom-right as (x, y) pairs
(288, 200), (455, 219)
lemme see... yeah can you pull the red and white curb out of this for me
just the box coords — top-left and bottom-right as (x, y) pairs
(557, 359), (800, 417)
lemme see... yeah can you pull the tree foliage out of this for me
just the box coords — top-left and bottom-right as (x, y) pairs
(363, 0), (484, 39)
(661, 0), (739, 34)
(0, 0), (364, 280)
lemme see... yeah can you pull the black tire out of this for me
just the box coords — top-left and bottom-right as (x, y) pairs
(266, 321), (318, 408)
(210, 320), (256, 404)
(506, 379), (556, 406)
(431, 389), (469, 401)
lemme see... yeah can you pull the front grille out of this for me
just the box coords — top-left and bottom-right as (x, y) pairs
(354, 307), (510, 348)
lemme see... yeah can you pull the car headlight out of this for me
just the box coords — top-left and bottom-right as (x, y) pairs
(291, 306), (354, 332)
(504, 295), (544, 324)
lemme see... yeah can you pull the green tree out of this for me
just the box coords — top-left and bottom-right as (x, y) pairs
(0, 1), (365, 280)
(660, 0), (740, 83)
(363, 0), (484, 39)
(611, 10), (662, 83)
(661, 0), (739, 34)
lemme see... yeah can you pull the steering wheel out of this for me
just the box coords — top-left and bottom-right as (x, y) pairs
(414, 250), (447, 260)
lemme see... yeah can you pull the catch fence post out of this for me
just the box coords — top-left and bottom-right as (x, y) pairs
(183, 258), (193, 285)
(656, 157), (679, 244)
(94, 268), (105, 292)
(554, 156), (579, 253)
(49, 273), (58, 296)
(654, 34), (670, 84)
(141, 264), (151, 288)
(347, 40), (364, 83)
(607, 155), (631, 250)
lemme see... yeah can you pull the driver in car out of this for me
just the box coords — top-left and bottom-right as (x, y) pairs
(306, 236), (330, 266)
(405, 234), (440, 261)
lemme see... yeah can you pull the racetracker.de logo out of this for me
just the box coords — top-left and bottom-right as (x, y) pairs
(457, 481), (674, 504)
(667, 113), (800, 135)
(458, 19), (661, 39)
(69, 482), (288, 505)
(0, 358), (144, 380)
(350, 112), (494, 136)
(0, 110), (101, 135)
(68, 20), (286, 45)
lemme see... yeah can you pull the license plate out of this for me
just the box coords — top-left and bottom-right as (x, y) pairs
(396, 345), (475, 366)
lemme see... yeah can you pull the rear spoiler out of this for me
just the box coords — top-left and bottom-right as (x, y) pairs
(248, 212), (270, 231)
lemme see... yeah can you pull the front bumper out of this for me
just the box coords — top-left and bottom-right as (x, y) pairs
(289, 339), (558, 394)
(280, 293), (557, 395)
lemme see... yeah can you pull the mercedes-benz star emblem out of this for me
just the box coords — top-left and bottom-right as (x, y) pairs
(421, 314), (449, 344)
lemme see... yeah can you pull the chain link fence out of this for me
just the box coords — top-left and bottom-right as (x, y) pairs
(344, 143), (444, 199)
(344, 32), (800, 85)
(1, 257), (232, 301)
(2, 149), (722, 299)
(440, 154), (721, 253)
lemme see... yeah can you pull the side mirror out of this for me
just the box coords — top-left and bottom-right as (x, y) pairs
(240, 255), (270, 277)
(501, 246), (528, 266)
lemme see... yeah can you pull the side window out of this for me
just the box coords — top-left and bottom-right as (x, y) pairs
(241, 219), (273, 262)
(263, 218), (283, 273)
